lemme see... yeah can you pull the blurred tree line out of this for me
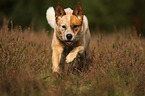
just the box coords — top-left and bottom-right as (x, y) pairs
(0, 0), (145, 34)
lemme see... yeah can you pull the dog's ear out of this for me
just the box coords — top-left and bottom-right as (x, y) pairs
(55, 2), (66, 21)
(73, 2), (84, 19)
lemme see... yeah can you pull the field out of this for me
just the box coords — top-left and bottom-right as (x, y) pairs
(0, 22), (145, 96)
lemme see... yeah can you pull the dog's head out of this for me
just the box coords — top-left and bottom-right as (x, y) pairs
(55, 2), (84, 46)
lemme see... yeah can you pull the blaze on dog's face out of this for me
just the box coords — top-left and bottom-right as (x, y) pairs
(55, 2), (84, 46)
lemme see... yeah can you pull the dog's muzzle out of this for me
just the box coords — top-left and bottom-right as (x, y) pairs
(65, 34), (73, 45)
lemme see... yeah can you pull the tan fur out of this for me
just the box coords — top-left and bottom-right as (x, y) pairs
(50, 2), (91, 73)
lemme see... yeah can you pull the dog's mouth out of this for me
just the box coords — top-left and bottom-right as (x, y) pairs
(65, 41), (73, 46)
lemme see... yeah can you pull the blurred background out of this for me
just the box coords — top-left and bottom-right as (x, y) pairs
(0, 0), (145, 35)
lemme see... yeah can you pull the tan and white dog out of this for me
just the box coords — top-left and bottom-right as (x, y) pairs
(46, 2), (91, 73)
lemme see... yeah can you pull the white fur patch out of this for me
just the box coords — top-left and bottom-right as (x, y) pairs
(64, 8), (73, 15)
(83, 15), (88, 32)
(46, 7), (55, 29)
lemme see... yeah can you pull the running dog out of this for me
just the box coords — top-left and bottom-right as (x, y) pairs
(46, 2), (91, 73)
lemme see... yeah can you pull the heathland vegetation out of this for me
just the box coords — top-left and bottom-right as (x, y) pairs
(0, 21), (144, 96)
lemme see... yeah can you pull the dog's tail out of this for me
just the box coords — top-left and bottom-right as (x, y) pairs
(46, 7), (55, 29)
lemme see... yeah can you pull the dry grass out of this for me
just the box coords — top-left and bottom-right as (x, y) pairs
(0, 22), (145, 96)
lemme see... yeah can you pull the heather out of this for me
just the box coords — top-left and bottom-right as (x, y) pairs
(0, 23), (145, 96)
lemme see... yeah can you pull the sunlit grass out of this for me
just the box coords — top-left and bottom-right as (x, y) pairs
(0, 22), (145, 96)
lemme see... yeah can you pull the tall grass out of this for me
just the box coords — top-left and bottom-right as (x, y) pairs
(0, 22), (145, 96)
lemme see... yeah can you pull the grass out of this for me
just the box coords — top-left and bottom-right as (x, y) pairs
(0, 22), (145, 96)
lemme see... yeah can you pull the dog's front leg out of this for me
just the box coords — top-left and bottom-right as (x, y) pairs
(66, 46), (84, 63)
(52, 47), (63, 73)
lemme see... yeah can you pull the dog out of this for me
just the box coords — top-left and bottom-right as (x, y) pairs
(46, 2), (91, 73)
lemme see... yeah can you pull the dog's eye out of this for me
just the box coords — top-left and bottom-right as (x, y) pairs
(73, 25), (79, 30)
(62, 25), (66, 29)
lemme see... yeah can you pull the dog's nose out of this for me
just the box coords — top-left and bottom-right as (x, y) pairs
(66, 34), (72, 40)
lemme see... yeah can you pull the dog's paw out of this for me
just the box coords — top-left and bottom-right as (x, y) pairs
(66, 52), (77, 63)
